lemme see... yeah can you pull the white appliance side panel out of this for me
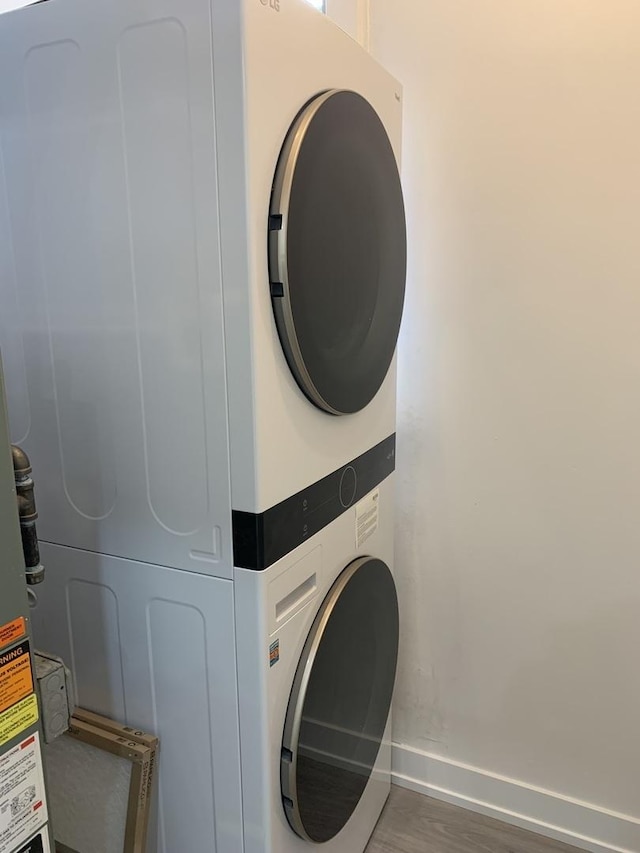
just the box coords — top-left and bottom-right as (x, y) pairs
(219, 0), (402, 514)
(233, 566), (274, 853)
(0, 0), (232, 576)
(210, 0), (260, 511)
(31, 544), (244, 853)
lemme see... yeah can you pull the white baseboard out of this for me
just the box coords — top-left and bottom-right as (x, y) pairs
(391, 742), (640, 853)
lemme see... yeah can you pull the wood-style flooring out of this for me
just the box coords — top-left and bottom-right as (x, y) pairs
(366, 786), (585, 853)
(56, 783), (586, 853)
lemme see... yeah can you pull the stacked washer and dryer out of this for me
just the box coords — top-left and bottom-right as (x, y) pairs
(0, 0), (407, 850)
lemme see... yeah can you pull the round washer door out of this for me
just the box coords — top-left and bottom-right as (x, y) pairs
(281, 557), (399, 843)
(269, 90), (407, 415)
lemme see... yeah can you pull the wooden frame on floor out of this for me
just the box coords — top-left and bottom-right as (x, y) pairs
(53, 709), (158, 853)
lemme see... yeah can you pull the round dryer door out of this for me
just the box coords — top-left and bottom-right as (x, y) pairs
(281, 557), (399, 843)
(269, 90), (407, 415)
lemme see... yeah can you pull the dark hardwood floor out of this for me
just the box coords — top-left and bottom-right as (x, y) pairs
(366, 786), (585, 853)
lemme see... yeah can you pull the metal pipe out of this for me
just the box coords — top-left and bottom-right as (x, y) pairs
(11, 445), (45, 585)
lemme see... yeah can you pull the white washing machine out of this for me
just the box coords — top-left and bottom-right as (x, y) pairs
(0, 0), (406, 849)
(32, 475), (398, 852)
(0, 0), (406, 579)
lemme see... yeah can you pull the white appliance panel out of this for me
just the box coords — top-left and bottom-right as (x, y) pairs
(0, 0), (232, 575)
(30, 543), (244, 853)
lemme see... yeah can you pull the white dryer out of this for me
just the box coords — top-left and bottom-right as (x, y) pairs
(32, 475), (398, 852)
(0, 0), (406, 579)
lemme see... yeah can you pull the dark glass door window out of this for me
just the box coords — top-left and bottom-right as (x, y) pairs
(269, 90), (407, 415)
(281, 557), (399, 842)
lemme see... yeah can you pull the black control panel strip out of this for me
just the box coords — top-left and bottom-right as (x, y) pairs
(232, 434), (396, 571)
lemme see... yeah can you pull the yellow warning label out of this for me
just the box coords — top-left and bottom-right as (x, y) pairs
(0, 693), (39, 747)
(0, 641), (33, 715)
(0, 617), (26, 650)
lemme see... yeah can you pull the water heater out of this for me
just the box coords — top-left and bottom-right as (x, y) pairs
(0, 359), (53, 853)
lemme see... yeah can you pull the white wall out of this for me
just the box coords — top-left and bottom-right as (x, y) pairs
(0, 0), (36, 14)
(326, 0), (368, 46)
(370, 1), (640, 848)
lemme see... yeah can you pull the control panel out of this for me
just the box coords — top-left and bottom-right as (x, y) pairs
(233, 433), (396, 570)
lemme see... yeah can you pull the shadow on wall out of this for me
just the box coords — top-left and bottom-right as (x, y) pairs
(392, 413), (463, 752)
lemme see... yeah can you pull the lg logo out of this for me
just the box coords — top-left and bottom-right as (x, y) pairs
(260, 0), (280, 10)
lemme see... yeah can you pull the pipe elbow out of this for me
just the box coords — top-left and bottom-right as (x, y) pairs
(12, 445), (32, 479)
